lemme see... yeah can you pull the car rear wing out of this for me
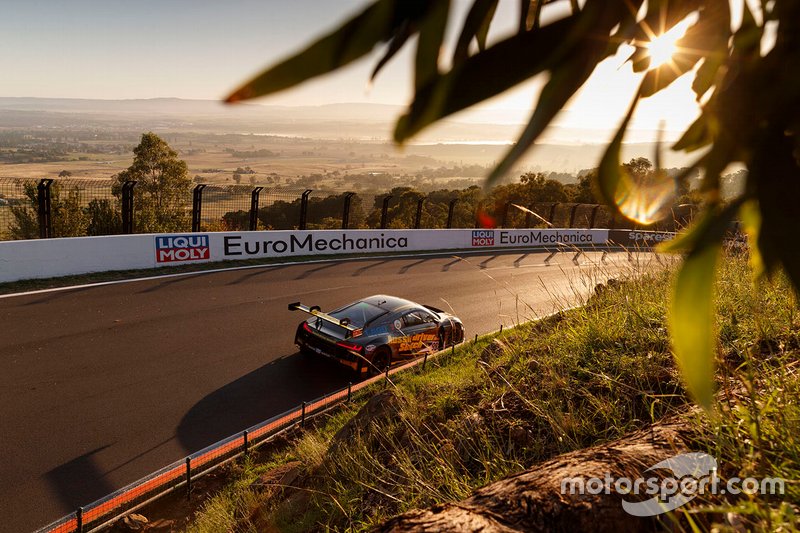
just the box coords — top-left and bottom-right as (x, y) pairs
(288, 302), (362, 338)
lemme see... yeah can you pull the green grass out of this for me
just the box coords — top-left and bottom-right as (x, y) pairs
(184, 249), (799, 532)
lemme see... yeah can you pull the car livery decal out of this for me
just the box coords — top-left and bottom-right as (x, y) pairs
(393, 332), (438, 352)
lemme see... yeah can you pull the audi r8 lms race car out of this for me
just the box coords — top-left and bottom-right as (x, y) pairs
(290, 295), (464, 376)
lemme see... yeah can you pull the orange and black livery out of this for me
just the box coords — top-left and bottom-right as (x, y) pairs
(290, 294), (464, 376)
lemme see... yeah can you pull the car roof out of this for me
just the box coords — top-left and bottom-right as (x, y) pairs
(360, 294), (419, 313)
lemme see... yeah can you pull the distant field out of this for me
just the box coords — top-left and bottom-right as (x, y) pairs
(0, 134), (496, 185)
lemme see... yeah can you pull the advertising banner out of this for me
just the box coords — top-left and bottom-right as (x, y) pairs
(0, 228), (613, 283)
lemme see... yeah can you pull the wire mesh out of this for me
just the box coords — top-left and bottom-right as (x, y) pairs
(0, 177), (40, 240)
(1, 176), (695, 241)
(197, 185), (253, 231)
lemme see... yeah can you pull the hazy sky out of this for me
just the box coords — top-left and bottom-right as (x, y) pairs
(1, 0), (712, 140)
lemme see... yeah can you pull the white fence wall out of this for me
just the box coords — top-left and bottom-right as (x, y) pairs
(0, 229), (611, 283)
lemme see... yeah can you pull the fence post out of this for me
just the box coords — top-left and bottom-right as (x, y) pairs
(76, 507), (83, 533)
(347, 382), (352, 402)
(37, 179), (53, 239)
(300, 401), (307, 427)
(384, 365), (390, 387)
(341, 192), (355, 229)
(299, 190), (312, 230)
(568, 203), (580, 228)
(121, 181), (136, 234)
(423, 351), (428, 369)
(414, 196), (425, 229)
(249, 187), (263, 231)
(243, 430), (249, 457)
(446, 198), (458, 228)
(191, 184), (206, 232)
(500, 202), (511, 228)
(380, 195), (393, 229)
(185, 457), (192, 500)
(548, 203), (557, 225)
(588, 204), (600, 229)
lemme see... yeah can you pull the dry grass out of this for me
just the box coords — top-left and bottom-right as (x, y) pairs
(185, 250), (800, 532)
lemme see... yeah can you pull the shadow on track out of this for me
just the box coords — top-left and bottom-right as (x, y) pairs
(176, 353), (355, 453)
(45, 445), (113, 510)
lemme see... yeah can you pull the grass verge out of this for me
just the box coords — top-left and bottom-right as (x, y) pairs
(179, 249), (797, 532)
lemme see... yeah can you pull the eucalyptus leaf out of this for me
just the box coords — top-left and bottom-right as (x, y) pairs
(739, 200), (766, 279)
(396, 0), (633, 142)
(453, 0), (498, 64)
(415, 0), (449, 91)
(672, 112), (712, 152)
(668, 239), (720, 411)
(226, 0), (431, 102)
(593, 88), (640, 209)
(752, 125), (800, 292)
(371, 21), (413, 82)
(486, 43), (608, 187)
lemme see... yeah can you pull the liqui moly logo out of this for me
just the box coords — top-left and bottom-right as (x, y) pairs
(155, 235), (210, 263)
(472, 230), (495, 247)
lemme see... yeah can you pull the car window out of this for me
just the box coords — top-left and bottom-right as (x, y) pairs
(403, 310), (435, 327)
(330, 301), (387, 327)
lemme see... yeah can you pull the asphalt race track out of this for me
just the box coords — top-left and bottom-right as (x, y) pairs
(0, 249), (652, 531)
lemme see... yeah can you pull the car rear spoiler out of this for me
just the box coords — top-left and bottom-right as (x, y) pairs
(288, 302), (362, 338)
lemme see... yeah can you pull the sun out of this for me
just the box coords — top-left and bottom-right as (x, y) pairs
(646, 33), (679, 69)
(642, 18), (693, 70)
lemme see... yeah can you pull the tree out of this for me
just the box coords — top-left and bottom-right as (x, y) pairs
(113, 132), (192, 233)
(224, 0), (800, 409)
(9, 182), (90, 239)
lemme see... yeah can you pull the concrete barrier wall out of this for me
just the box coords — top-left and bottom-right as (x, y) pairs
(0, 228), (612, 283)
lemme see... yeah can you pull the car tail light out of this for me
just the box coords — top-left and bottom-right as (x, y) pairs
(336, 340), (363, 354)
(303, 322), (313, 333)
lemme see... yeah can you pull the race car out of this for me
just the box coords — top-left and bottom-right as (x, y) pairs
(290, 295), (464, 376)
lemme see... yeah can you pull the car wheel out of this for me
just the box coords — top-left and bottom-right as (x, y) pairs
(370, 347), (391, 376)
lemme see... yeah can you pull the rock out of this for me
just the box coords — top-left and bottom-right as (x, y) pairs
(507, 425), (532, 454)
(479, 339), (509, 363)
(375, 418), (696, 532)
(250, 460), (302, 497)
(329, 389), (402, 455)
(121, 513), (148, 530)
(145, 519), (175, 531)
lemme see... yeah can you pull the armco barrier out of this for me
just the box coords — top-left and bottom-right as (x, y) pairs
(33, 232), (679, 532)
(35, 353), (431, 533)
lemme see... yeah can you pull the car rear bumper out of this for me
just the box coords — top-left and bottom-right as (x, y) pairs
(295, 328), (365, 373)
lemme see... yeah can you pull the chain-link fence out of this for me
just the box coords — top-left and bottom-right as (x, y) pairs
(0, 177), (696, 241)
(0, 178), (118, 240)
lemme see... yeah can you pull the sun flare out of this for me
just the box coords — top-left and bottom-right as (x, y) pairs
(642, 19), (693, 70)
(646, 34), (679, 69)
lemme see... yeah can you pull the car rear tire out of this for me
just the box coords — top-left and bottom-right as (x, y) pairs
(370, 347), (391, 377)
